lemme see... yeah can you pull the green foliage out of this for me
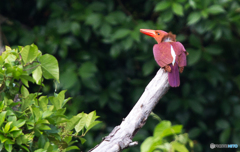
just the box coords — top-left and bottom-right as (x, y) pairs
(141, 120), (193, 152)
(0, 45), (100, 151)
(1, 0), (240, 151)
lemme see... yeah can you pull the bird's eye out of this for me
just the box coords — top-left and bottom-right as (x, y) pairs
(157, 33), (160, 35)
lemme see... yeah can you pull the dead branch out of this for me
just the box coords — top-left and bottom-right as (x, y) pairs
(90, 68), (170, 152)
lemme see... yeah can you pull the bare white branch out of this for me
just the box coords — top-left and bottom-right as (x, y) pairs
(90, 68), (170, 152)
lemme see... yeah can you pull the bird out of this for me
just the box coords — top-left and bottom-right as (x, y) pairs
(140, 29), (188, 87)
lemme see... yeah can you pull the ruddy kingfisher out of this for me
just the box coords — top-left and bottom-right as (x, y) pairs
(140, 29), (188, 87)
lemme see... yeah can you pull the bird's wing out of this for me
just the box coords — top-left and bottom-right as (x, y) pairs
(153, 43), (173, 67)
(171, 42), (187, 67)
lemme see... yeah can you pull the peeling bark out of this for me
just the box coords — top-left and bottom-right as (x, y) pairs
(90, 68), (170, 152)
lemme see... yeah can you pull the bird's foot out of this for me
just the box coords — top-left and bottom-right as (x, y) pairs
(179, 67), (184, 73)
(164, 65), (171, 72)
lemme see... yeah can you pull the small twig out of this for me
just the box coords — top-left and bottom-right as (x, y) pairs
(116, 0), (138, 24)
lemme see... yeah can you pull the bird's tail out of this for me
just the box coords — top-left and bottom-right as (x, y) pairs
(168, 64), (180, 87)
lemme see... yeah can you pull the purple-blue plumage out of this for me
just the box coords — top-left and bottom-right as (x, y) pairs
(168, 64), (180, 87)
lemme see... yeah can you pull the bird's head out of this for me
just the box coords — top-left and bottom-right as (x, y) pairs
(140, 29), (176, 43)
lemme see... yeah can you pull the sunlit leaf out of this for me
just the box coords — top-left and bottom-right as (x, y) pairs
(0, 111), (7, 127)
(207, 5), (225, 14)
(21, 44), (39, 64)
(154, 1), (171, 11)
(172, 3), (184, 16)
(39, 54), (59, 82)
(32, 66), (42, 85)
(21, 85), (29, 98)
(171, 141), (188, 152)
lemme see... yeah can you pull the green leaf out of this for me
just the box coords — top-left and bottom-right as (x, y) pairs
(187, 12), (201, 25)
(0, 134), (8, 143)
(33, 106), (41, 122)
(105, 11), (126, 25)
(84, 121), (101, 135)
(220, 128), (231, 143)
(78, 62), (97, 79)
(66, 113), (83, 131)
(161, 10), (173, 22)
(188, 127), (201, 138)
(89, 1), (106, 11)
(66, 146), (79, 151)
(172, 3), (184, 16)
(85, 111), (96, 128)
(39, 54), (59, 82)
(112, 29), (131, 40)
(187, 49), (201, 66)
(21, 94), (37, 111)
(3, 122), (12, 133)
(62, 97), (72, 107)
(154, 1), (171, 11)
(60, 69), (78, 89)
(110, 44), (121, 58)
(20, 75), (35, 83)
(85, 13), (102, 29)
(39, 96), (48, 111)
(32, 66), (42, 85)
(161, 125), (183, 138)
(37, 124), (51, 130)
(21, 85), (29, 98)
(205, 45), (223, 55)
(216, 119), (230, 129)
(189, 34), (201, 47)
(171, 141), (188, 152)
(0, 111), (7, 127)
(9, 125), (19, 132)
(49, 96), (61, 110)
(10, 130), (22, 138)
(189, 100), (203, 114)
(150, 112), (161, 122)
(207, 5), (225, 14)
(99, 92), (108, 108)
(142, 60), (155, 76)
(182, 83), (190, 97)
(79, 138), (86, 144)
(140, 137), (154, 152)
(71, 22), (81, 36)
(4, 143), (12, 152)
(0, 143), (2, 151)
(57, 21), (71, 34)
(21, 44), (39, 64)
(13, 119), (26, 128)
(75, 114), (87, 133)
(154, 120), (171, 138)
(42, 111), (53, 118)
(100, 23), (112, 37)
(19, 145), (30, 152)
(57, 90), (67, 106)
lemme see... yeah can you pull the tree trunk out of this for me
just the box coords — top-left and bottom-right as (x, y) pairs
(90, 68), (170, 152)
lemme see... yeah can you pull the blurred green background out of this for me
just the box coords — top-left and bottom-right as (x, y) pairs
(1, 0), (240, 151)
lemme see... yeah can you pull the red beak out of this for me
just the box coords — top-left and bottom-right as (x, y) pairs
(140, 29), (156, 37)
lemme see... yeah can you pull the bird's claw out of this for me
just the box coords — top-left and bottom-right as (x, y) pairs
(164, 65), (171, 72)
(179, 67), (184, 73)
